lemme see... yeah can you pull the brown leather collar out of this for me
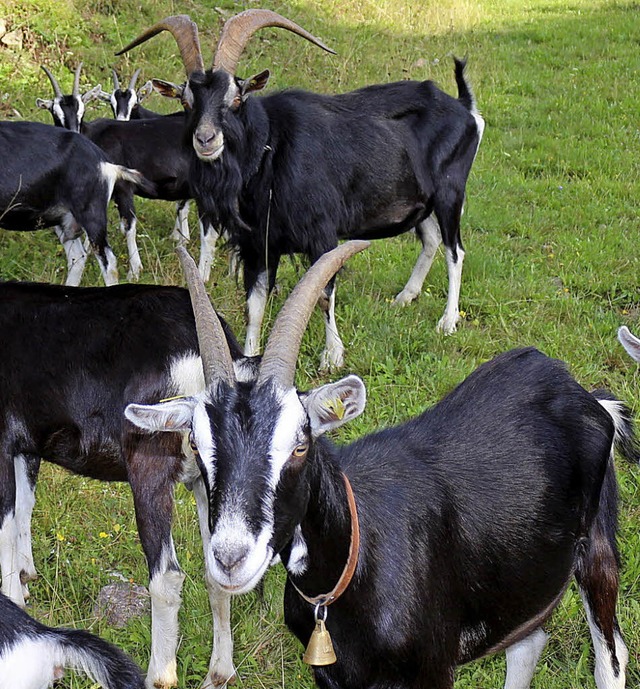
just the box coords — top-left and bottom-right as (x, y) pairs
(290, 472), (360, 607)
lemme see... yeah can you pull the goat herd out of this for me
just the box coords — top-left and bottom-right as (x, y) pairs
(0, 8), (638, 689)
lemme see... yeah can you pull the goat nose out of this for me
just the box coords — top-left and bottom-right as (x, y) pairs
(196, 129), (216, 147)
(214, 545), (250, 575)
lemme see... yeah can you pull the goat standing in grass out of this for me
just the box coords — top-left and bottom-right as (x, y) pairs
(118, 10), (484, 370)
(0, 120), (154, 285)
(37, 64), (221, 281)
(127, 241), (636, 689)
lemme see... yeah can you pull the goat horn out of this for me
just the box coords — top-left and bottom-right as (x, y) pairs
(111, 69), (121, 90)
(41, 66), (63, 98)
(176, 247), (235, 388)
(258, 241), (369, 388)
(72, 62), (83, 97)
(128, 68), (142, 91)
(212, 9), (335, 76)
(116, 15), (205, 77)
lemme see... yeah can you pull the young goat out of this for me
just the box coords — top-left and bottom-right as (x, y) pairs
(0, 121), (154, 285)
(99, 69), (155, 121)
(0, 592), (144, 689)
(127, 245), (636, 689)
(38, 64), (219, 281)
(119, 10), (484, 369)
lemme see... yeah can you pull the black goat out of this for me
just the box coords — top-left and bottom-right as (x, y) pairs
(37, 64), (220, 281)
(119, 10), (484, 369)
(0, 277), (259, 688)
(0, 592), (144, 689)
(0, 121), (154, 285)
(127, 242), (636, 689)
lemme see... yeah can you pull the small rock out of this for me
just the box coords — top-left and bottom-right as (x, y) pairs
(1, 30), (23, 49)
(93, 582), (150, 628)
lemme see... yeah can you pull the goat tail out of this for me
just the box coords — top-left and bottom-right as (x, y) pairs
(105, 162), (158, 198)
(49, 626), (145, 689)
(453, 57), (477, 113)
(594, 389), (640, 464)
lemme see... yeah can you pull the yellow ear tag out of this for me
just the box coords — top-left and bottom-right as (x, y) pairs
(324, 396), (346, 420)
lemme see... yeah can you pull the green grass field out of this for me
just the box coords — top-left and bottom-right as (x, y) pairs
(1, 0), (639, 686)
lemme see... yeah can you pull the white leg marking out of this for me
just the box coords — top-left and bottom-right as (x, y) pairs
(198, 220), (220, 283)
(436, 244), (464, 335)
(503, 628), (548, 689)
(171, 200), (191, 243)
(146, 543), (185, 689)
(193, 479), (236, 688)
(0, 510), (23, 608)
(581, 593), (627, 689)
(244, 271), (268, 357)
(319, 287), (344, 371)
(56, 226), (89, 287)
(393, 215), (441, 306)
(97, 246), (119, 287)
(125, 216), (143, 281)
(14, 455), (37, 599)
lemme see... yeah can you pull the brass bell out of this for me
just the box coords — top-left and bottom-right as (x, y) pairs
(302, 618), (337, 666)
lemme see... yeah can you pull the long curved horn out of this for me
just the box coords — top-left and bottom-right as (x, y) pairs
(72, 62), (83, 97)
(128, 68), (142, 91)
(176, 246), (235, 387)
(41, 66), (63, 98)
(111, 69), (121, 90)
(116, 15), (205, 77)
(258, 241), (369, 387)
(212, 9), (335, 76)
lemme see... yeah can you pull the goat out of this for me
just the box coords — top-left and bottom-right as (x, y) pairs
(38, 64), (220, 281)
(0, 591), (144, 689)
(0, 120), (154, 285)
(98, 69), (194, 246)
(118, 10), (485, 369)
(126, 241), (636, 689)
(0, 256), (358, 688)
(99, 68), (155, 121)
(35, 62), (102, 132)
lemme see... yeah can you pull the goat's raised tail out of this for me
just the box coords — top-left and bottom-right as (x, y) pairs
(453, 57), (478, 113)
(101, 162), (158, 200)
(594, 389), (640, 464)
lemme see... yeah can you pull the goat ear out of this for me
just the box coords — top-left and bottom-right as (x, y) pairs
(125, 397), (197, 433)
(137, 80), (153, 102)
(302, 375), (366, 437)
(239, 70), (270, 100)
(152, 78), (183, 100)
(82, 85), (102, 104)
(619, 326), (640, 363)
(97, 90), (113, 103)
(36, 98), (53, 111)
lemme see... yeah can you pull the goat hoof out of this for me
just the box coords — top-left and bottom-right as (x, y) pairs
(201, 672), (237, 688)
(436, 315), (458, 335)
(392, 290), (418, 306)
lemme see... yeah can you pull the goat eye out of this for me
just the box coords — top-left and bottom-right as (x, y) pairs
(232, 95), (242, 109)
(189, 436), (199, 455)
(291, 443), (309, 459)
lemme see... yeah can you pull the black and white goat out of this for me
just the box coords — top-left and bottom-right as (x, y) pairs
(126, 241), (637, 689)
(0, 277), (258, 688)
(0, 592), (144, 689)
(119, 10), (485, 369)
(35, 62), (102, 132)
(98, 69), (194, 247)
(0, 243), (360, 688)
(0, 121), (154, 285)
(99, 69), (155, 121)
(38, 64), (220, 281)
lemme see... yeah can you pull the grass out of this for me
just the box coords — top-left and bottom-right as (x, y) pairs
(1, 0), (640, 687)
